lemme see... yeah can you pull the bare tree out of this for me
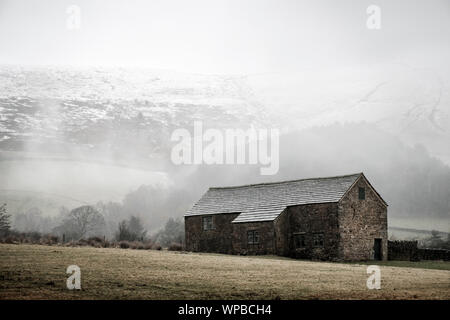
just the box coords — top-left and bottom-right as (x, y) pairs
(55, 205), (105, 240)
(115, 216), (147, 241)
(115, 220), (131, 241)
(128, 216), (147, 240)
(0, 203), (11, 235)
(153, 217), (184, 247)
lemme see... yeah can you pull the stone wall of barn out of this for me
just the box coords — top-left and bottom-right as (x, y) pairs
(185, 213), (239, 254)
(185, 214), (276, 255)
(338, 176), (388, 261)
(282, 203), (340, 260)
(231, 221), (275, 255)
(273, 209), (289, 256)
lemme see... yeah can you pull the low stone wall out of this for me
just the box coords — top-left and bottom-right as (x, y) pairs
(388, 240), (419, 261)
(388, 240), (449, 261)
(418, 248), (450, 261)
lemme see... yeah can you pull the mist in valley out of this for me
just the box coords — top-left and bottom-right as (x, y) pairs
(1, 118), (449, 238)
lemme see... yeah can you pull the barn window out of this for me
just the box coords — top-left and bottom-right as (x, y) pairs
(359, 187), (366, 200)
(313, 233), (324, 247)
(294, 233), (306, 248)
(202, 216), (214, 230)
(247, 230), (259, 244)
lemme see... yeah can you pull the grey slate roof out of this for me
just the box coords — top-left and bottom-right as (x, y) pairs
(185, 173), (363, 223)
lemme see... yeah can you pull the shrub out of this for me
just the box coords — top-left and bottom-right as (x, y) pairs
(88, 236), (103, 242)
(129, 241), (139, 249)
(47, 235), (57, 245)
(119, 241), (130, 249)
(39, 238), (50, 246)
(3, 235), (18, 244)
(168, 243), (182, 251)
(64, 240), (75, 247)
(0, 231), (60, 245)
(77, 239), (89, 246)
(87, 236), (104, 247)
(110, 241), (119, 248)
(22, 232), (42, 244)
(143, 243), (153, 250)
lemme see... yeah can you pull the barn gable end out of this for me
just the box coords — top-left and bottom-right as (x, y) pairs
(337, 174), (388, 260)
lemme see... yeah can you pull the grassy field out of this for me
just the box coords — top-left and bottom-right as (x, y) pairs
(0, 244), (449, 300)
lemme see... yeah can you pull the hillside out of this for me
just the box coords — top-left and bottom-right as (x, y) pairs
(1, 65), (449, 165)
(0, 66), (449, 231)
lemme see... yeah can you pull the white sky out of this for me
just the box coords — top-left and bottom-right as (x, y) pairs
(0, 0), (449, 74)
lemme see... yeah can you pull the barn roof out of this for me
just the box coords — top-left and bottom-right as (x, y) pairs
(185, 173), (372, 223)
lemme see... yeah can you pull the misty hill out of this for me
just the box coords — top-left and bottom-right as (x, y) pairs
(1, 65), (449, 166)
(173, 123), (450, 230)
(0, 66), (269, 165)
(244, 65), (450, 166)
(389, 227), (449, 241)
(1, 123), (449, 232)
(0, 66), (449, 232)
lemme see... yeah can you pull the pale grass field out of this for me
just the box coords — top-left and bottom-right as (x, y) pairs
(0, 244), (449, 300)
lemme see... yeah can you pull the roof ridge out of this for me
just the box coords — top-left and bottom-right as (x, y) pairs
(209, 172), (362, 190)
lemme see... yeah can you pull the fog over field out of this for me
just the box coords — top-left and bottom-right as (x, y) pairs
(0, 0), (449, 235)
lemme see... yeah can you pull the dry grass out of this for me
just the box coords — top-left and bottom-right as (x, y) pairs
(0, 244), (449, 300)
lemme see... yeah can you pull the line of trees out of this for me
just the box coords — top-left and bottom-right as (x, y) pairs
(1, 201), (185, 248)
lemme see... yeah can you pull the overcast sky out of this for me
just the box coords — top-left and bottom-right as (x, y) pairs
(0, 0), (449, 74)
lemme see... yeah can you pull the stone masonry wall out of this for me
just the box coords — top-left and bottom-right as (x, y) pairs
(185, 214), (274, 255)
(232, 221), (275, 255)
(285, 203), (340, 260)
(273, 209), (289, 256)
(185, 213), (239, 254)
(338, 176), (388, 261)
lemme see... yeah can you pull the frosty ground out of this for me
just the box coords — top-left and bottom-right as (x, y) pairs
(0, 244), (448, 300)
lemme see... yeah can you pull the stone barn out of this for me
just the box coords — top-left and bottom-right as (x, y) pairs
(184, 173), (388, 261)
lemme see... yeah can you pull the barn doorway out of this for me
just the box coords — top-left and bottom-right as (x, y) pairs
(374, 238), (382, 260)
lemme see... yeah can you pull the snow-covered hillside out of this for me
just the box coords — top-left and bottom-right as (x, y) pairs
(244, 64), (450, 165)
(0, 66), (271, 165)
(1, 64), (448, 166)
